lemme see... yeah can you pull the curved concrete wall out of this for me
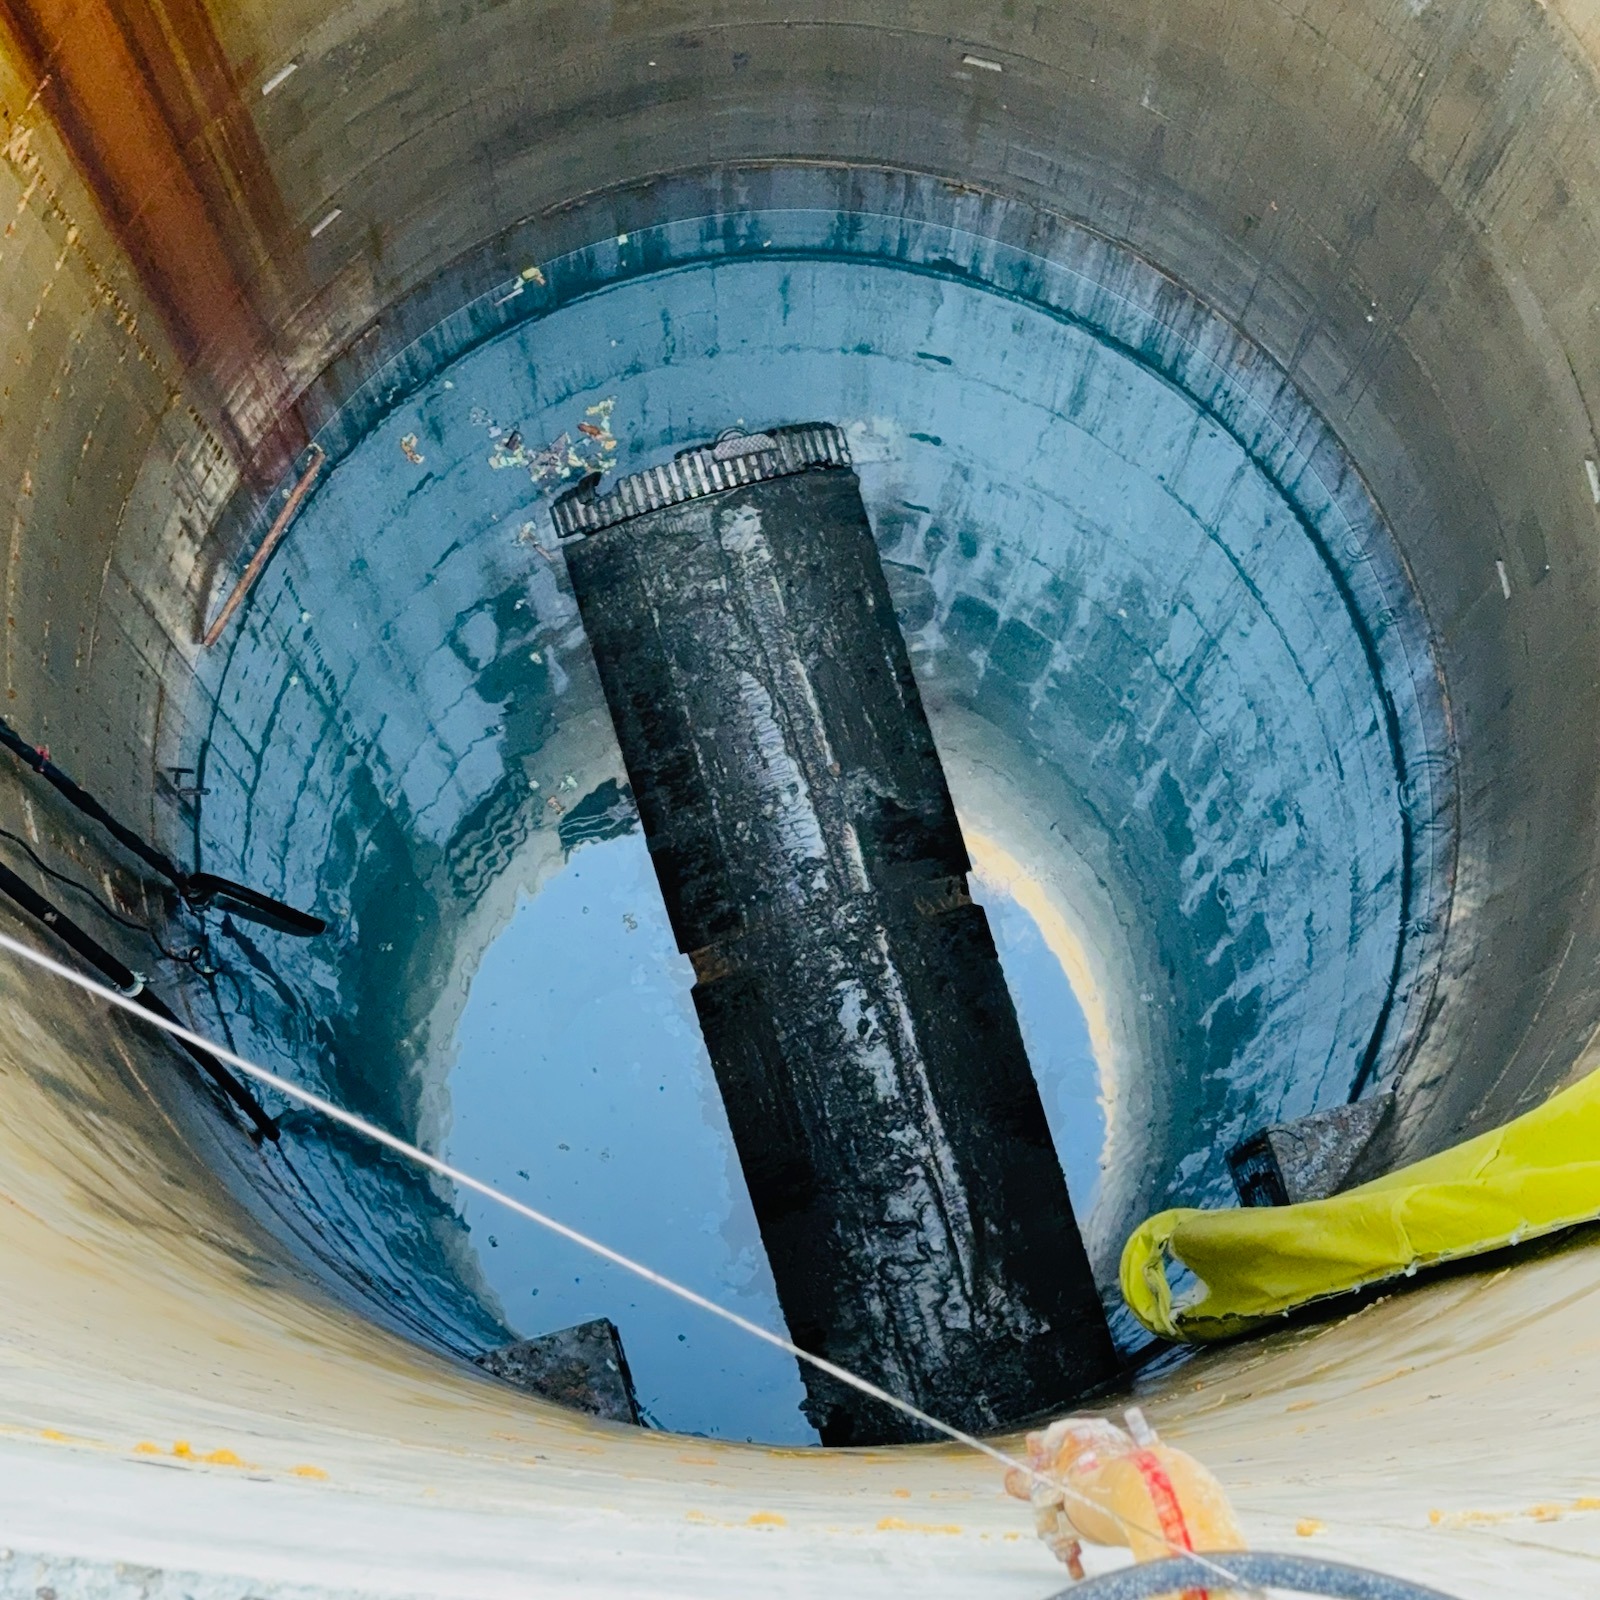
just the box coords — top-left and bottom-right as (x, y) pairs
(4, 0), (1600, 1593)
(181, 184), (1453, 1348)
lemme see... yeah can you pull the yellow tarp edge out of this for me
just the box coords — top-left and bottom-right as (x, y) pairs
(1119, 1068), (1600, 1342)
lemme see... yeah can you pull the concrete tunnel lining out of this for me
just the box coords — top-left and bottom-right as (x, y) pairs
(4, 0), (1600, 1594)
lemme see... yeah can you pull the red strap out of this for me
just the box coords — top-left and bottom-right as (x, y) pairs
(1130, 1450), (1207, 1600)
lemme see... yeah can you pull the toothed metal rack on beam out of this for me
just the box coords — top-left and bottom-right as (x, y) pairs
(550, 424), (852, 539)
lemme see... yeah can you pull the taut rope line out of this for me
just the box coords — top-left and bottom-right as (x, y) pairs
(0, 928), (1253, 1595)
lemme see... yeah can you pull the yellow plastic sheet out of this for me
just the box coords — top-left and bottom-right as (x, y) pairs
(1120, 1069), (1600, 1342)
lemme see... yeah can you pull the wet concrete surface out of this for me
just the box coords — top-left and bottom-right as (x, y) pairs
(174, 238), (1439, 1374)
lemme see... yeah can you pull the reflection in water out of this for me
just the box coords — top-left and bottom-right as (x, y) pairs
(190, 224), (1414, 1436)
(445, 826), (1104, 1442)
(445, 827), (806, 1441)
(969, 866), (1105, 1218)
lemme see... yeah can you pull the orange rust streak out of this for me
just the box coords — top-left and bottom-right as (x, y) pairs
(0, 0), (303, 478)
(115, 0), (296, 302)
(203, 442), (324, 647)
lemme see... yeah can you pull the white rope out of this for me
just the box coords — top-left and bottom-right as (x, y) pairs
(0, 928), (1255, 1594)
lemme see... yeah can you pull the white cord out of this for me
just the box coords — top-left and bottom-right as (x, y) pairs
(0, 928), (1255, 1594)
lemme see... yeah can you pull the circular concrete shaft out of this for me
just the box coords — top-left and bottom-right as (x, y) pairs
(2, 1), (1600, 1595)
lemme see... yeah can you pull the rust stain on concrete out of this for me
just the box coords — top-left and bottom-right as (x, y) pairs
(0, 0), (305, 481)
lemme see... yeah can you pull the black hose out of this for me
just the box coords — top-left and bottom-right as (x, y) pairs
(1049, 1551), (1460, 1600)
(0, 717), (187, 883)
(0, 859), (145, 990)
(0, 860), (279, 1141)
(0, 714), (326, 937)
(184, 869), (326, 937)
(0, 823), (215, 973)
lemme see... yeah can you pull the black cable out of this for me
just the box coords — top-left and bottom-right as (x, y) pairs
(1050, 1551), (1460, 1600)
(0, 824), (151, 934)
(0, 826), (217, 974)
(0, 859), (278, 1141)
(0, 713), (326, 937)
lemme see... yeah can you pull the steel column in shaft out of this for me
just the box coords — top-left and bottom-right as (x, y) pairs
(560, 428), (1117, 1444)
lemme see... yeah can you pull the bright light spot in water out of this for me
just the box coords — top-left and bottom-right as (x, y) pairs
(969, 868), (1105, 1217)
(446, 826), (1103, 1442)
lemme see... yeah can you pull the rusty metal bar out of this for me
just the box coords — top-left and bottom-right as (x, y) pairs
(203, 444), (325, 647)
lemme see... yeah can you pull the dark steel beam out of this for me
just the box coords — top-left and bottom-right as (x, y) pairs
(560, 428), (1117, 1444)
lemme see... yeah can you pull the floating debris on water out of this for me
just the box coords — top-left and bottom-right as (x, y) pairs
(490, 431), (536, 470)
(400, 433), (424, 465)
(488, 396), (618, 485)
(526, 433), (568, 475)
(494, 264), (548, 306)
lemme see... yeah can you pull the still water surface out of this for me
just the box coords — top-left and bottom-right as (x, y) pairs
(445, 824), (1102, 1441)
